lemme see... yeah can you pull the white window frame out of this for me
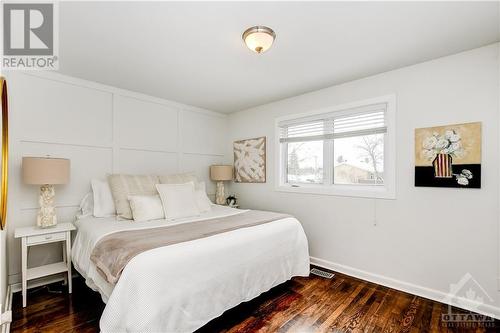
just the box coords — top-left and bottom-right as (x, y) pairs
(274, 94), (396, 199)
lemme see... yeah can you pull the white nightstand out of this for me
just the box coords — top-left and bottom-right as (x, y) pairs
(14, 222), (76, 307)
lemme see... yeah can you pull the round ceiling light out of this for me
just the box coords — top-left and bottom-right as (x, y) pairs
(242, 26), (276, 54)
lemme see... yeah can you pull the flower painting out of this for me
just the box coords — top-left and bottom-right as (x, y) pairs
(415, 122), (481, 188)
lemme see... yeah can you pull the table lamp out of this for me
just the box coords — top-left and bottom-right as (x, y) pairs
(210, 165), (233, 205)
(22, 157), (70, 228)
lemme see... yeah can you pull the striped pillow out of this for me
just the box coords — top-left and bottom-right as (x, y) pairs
(158, 172), (198, 186)
(108, 174), (160, 219)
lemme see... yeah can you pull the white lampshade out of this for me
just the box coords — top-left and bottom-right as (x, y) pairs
(242, 26), (276, 54)
(22, 157), (70, 185)
(210, 165), (233, 181)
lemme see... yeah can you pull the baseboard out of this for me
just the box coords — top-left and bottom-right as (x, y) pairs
(310, 256), (500, 320)
(1, 285), (12, 333)
(7, 273), (21, 286)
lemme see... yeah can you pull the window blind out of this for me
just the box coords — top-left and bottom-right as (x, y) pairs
(279, 103), (387, 143)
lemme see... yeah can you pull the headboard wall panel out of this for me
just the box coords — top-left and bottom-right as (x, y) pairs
(117, 149), (179, 175)
(12, 73), (113, 146)
(4, 72), (228, 285)
(115, 95), (179, 152)
(181, 109), (226, 155)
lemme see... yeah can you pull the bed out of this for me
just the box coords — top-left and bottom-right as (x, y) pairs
(72, 205), (310, 332)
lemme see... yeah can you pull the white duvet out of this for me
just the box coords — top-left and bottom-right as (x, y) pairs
(72, 205), (310, 333)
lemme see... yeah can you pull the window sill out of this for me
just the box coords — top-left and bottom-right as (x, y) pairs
(275, 184), (396, 200)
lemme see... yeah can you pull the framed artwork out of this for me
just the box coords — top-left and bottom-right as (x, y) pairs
(233, 136), (266, 183)
(415, 122), (481, 188)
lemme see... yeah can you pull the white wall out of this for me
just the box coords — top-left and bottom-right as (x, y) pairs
(227, 44), (500, 315)
(4, 71), (227, 286)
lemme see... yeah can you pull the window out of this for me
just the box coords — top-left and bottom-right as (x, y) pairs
(275, 95), (396, 199)
(287, 140), (324, 184)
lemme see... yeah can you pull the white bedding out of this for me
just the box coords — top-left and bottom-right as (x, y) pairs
(72, 205), (310, 332)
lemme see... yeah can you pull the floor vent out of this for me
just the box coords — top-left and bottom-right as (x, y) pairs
(310, 268), (335, 279)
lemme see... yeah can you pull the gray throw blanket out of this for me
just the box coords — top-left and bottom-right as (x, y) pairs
(90, 210), (290, 284)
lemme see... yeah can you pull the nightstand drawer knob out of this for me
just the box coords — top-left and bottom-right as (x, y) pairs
(45, 236), (52, 240)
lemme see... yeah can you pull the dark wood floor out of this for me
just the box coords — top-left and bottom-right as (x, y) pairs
(11, 268), (499, 332)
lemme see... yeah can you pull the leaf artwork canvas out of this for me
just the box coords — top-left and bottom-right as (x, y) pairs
(233, 137), (266, 183)
(415, 122), (481, 188)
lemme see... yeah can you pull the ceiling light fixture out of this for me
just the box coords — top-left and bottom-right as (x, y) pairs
(242, 26), (276, 54)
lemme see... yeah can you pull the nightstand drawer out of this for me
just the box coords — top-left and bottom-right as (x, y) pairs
(26, 231), (66, 245)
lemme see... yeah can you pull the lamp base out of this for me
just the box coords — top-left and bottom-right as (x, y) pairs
(37, 184), (57, 228)
(215, 181), (226, 205)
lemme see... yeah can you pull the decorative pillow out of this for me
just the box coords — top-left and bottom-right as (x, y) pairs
(194, 181), (212, 213)
(108, 174), (160, 219)
(159, 172), (199, 188)
(91, 179), (116, 217)
(156, 183), (200, 220)
(128, 195), (165, 222)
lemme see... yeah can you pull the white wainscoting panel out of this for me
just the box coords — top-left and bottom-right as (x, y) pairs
(117, 149), (179, 175)
(115, 95), (179, 152)
(8, 73), (113, 147)
(181, 109), (226, 155)
(4, 71), (228, 284)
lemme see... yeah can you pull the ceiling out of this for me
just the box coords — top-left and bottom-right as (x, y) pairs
(58, 1), (499, 113)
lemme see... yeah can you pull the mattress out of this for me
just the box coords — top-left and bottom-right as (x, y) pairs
(72, 205), (310, 332)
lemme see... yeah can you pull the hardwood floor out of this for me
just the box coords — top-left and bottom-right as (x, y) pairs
(11, 279), (103, 333)
(11, 268), (499, 332)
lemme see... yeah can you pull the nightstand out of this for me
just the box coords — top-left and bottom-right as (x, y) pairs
(14, 222), (76, 307)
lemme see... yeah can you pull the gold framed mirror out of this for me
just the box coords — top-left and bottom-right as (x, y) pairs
(0, 77), (8, 230)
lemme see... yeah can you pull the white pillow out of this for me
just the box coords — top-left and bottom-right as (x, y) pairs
(91, 179), (116, 217)
(156, 183), (200, 220)
(195, 181), (212, 213)
(128, 195), (165, 222)
(76, 192), (94, 219)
